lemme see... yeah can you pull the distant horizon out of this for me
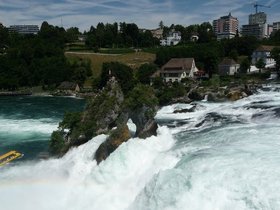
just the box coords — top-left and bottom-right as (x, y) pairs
(1, 0), (280, 32)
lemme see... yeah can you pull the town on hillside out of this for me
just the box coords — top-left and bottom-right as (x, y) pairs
(0, 4), (280, 97)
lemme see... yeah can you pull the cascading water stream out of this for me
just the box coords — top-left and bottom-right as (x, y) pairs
(1, 87), (280, 210)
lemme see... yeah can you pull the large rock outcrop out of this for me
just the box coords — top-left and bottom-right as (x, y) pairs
(69, 77), (125, 146)
(94, 84), (159, 163)
(95, 124), (131, 164)
(50, 79), (159, 162)
(128, 105), (158, 138)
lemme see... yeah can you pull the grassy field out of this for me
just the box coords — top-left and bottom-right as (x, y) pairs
(65, 51), (156, 78)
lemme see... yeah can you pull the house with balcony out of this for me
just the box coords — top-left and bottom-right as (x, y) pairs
(251, 45), (276, 68)
(151, 58), (198, 83)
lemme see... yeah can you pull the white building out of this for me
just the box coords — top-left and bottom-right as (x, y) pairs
(158, 58), (198, 82)
(242, 12), (272, 39)
(9, 25), (39, 35)
(249, 12), (266, 25)
(160, 31), (181, 46)
(251, 45), (276, 67)
(273, 22), (280, 32)
(218, 58), (240, 76)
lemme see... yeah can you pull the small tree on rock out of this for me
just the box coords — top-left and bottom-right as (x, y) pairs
(255, 58), (265, 73)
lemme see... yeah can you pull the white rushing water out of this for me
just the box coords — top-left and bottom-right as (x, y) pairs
(1, 87), (280, 210)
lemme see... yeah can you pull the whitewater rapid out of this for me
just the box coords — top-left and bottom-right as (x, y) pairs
(1, 86), (280, 210)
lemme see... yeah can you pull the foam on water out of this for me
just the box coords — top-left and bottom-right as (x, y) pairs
(0, 127), (178, 210)
(1, 87), (280, 210)
(0, 118), (58, 135)
(130, 124), (280, 210)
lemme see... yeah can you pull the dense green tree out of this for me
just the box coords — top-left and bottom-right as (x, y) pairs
(99, 62), (135, 94)
(271, 47), (280, 71)
(0, 25), (9, 47)
(240, 57), (251, 74)
(66, 27), (81, 42)
(197, 22), (215, 43)
(159, 21), (164, 29)
(229, 49), (239, 61)
(255, 58), (266, 72)
(268, 30), (280, 45)
(222, 36), (259, 57)
(125, 84), (158, 110)
(136, 63), (158, 84)
(0, 22), (91, 90)
(156, 82), (186, 105)
(152, 77), (164, 89)
(49, 131), (65, 155)
(59, 112), (82, 131)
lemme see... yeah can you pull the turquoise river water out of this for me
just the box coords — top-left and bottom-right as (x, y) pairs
(1, 86), (280, 210)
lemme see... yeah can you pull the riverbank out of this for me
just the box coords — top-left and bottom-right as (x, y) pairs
(0, 91), (32, 96)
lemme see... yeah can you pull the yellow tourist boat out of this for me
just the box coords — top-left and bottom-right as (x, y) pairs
(0, 150), (24, 166)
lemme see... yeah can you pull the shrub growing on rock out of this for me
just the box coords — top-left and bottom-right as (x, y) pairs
(49, 131), (65, 155)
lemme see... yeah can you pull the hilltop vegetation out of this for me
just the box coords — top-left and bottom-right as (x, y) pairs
(1, 19), (280, 91)
(0, 22), (91, 90)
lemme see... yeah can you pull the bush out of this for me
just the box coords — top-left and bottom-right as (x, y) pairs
(157, 83), (186, 105)
(125, 84), (158, 110)
(59, 112), (82, 131)
(49, 131), (65, 155)
(136, 63), (158, 84)
(99, 62), (135, 95)
(209, 74), (220, 88)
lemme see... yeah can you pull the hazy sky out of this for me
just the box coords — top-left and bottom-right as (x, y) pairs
(0, 0), (279, 31)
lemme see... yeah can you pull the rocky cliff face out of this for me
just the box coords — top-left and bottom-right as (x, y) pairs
(94, 84), (159, 163)
(52, 78), (159, 163)
(128, 106), (158, 138)
(67, 77), (125, 147)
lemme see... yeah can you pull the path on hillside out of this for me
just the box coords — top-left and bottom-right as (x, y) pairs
(65, 51), (122, 56)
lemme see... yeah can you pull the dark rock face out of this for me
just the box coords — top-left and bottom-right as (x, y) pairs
(128, 105), (158, 138)
(94, 105), (159, 164)
(188, 89), (204, 101)
(173, 105), (197, 113)
(57, 77), (126, 152)
(187, 84), (259, 103)
(82, 77), (124, 136)
(170, 96), (192, 104)
(95, 125), (131, 164)
(137, 119), (158, 139)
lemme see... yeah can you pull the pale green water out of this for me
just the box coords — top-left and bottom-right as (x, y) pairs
(0, 96), (85, 160)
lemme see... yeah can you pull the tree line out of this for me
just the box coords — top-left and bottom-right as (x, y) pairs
(0, 22), (91, 90)
(85, 22), (159, 49)
(1, 20), (280, 90)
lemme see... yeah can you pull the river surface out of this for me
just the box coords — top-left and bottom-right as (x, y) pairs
(0, 96), (85, 160)
(1, 87), (280, 210)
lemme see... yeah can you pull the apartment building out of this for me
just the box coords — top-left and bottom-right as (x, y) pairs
(213, 13), (239, 40)
(9, 25), (39, 35)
